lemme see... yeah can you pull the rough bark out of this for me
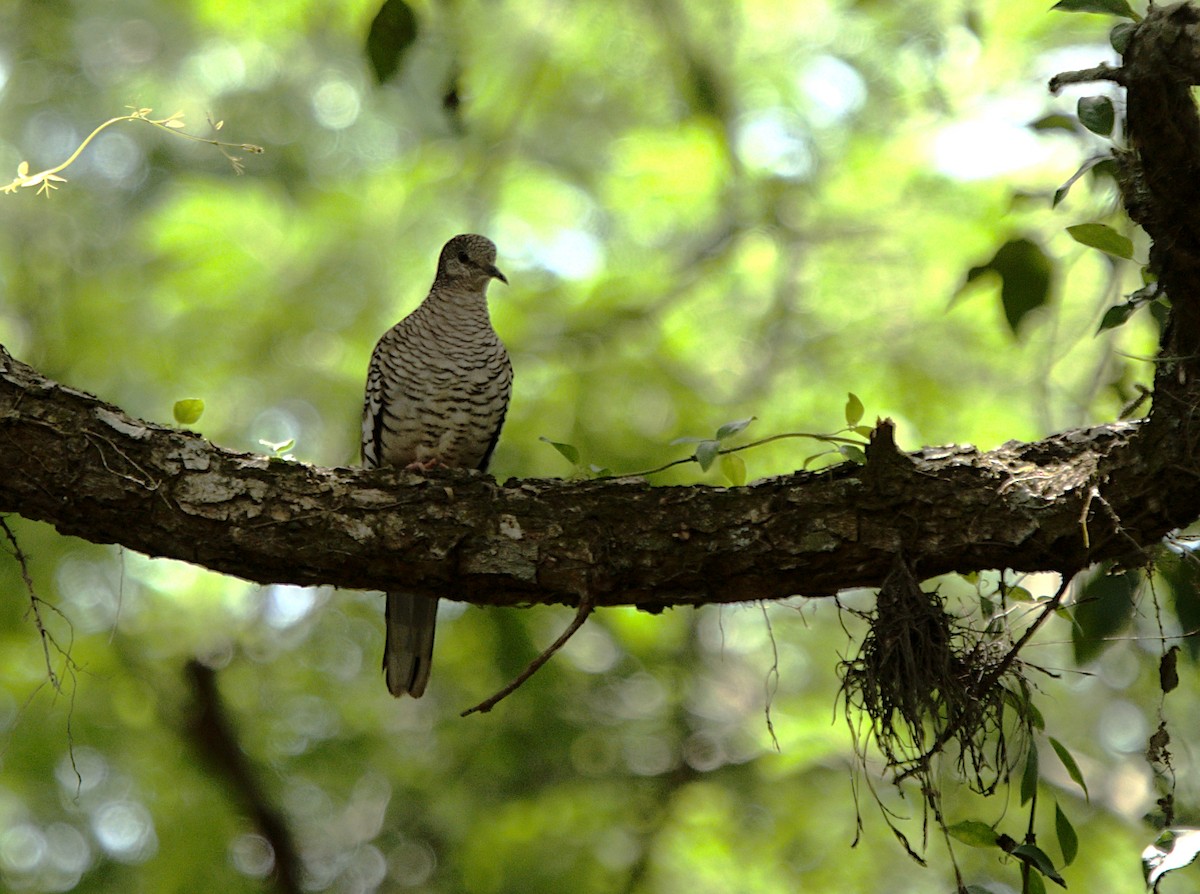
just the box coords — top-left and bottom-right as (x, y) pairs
(5, 4), (1200, 610)
(0, 340), (1194, 610)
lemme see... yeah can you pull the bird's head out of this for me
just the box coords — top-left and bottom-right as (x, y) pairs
(436, 234), (508, 290)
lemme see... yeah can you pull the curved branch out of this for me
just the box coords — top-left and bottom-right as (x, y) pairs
(2, 344), (1196, 610)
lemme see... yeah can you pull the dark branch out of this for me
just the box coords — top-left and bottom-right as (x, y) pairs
(185, 660), (301, 894)
(2, 342), (1198, 611)
(461, 596), (594, 715)
(1048, 63), (1126, 94)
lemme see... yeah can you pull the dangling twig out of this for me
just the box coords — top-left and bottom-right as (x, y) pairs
(461, 597), (595, 716)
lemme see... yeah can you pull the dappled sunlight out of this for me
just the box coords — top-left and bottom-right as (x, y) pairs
(0, 0), (1188, 891)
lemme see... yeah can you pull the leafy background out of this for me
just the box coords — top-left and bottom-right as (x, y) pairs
(0, 0), (1194, 891)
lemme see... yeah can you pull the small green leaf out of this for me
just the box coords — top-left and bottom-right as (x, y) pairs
(1012, 844), (1066, 887)
(839, 444), (867, 465)
(1026, 869), (1048, 894)
(1051, 0), (1139, 20)
(588, 464), (612, 478)
(715, 417), (755, 441)
(720, 453), (746, 486)
(173, 398), (205, 425)
(1029, 113), (1079, 134)
(1028, 696), (1046, 731)
(1110, 21), (1136, 54)
(802, 449), (835, 469)
(845, 392), (864, 427)
(1098, 302), (1137, 332)
(539, 436), (580, 465)
(947, 820), (999, 848)
(1002, 680), (1045, 730)
(1077, 95), (1115, 136)
(959, 237), (1054, 337)
(852, 425), (874, 438)
(258, 437), (295, 455)
(1055, 801), (1079, 866)
(366, 0), (420, 83)
(1049, 737), (1090, 801)
(695, 440), (720, 471)
(1072, 565), (1139, 663)
(1021, 742), (1039, 805)
(1067, 222), (1134, 260)
(1052, 155), (1109, 207)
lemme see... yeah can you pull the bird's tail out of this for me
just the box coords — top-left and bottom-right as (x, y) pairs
(383, 592), (439, 698)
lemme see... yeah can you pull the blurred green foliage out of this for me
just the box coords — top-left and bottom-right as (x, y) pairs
(0, 0), (1195, 892)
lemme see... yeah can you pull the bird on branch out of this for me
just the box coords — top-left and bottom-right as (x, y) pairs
(361, 234), (512, 697)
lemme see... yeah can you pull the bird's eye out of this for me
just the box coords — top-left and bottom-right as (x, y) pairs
(457, 251), (469, 263)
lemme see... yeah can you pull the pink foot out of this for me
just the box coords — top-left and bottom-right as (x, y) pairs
(404, 458), (449, 472)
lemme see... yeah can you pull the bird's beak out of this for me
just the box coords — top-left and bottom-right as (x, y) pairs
(488, 265), (508, 285)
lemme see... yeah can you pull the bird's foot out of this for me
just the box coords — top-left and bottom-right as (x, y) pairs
(404, 458), (449, 472)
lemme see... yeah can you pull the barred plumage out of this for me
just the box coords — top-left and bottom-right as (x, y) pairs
(362, 234), (511, 697)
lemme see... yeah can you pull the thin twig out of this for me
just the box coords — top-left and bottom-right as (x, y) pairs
(1048, 64), (1126, 95)
(461, 597), (595, 716)
(761, 603), (781, 752)
(2, 516), (67, 691)
(185, 661), (301, 894)
(619, 430), (865, 479)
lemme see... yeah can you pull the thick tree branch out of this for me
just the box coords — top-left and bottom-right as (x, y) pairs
(7, 6), (1200, 610)
(2, 342), (1197, 610)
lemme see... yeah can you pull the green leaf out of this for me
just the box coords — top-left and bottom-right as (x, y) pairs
(366, 0), (419, 83)
(1051, 0), (1139, 20)
(1077, 95), (1115, 137)
(1098, 302), (1136, 332)
(1110, 21), (1137, 54)
(695, 439), (720, 471)
(1012, 844), (1066, 887)
(1055, 801), (1079, 866)
(960, 238), (1053, 337)
(802, 449), (836, 469)
(1072, 565), (1139, 663)
(715, 416), (755, 441)
(1154, 555), (1200, 658)
(539, 436), (580, 465)
(1053, 156), (1116, 207)
(1021, 742), (1039, 805)
(1067, 223), (1134, 260)
(852, 425), (874, 438)
(1026, 869), (1048, 894)
(1029, 113), (1079, 134)
(947, 820), (999, 848)
(173, 398), (205, 425)
(1049, 737), (1090, 801)
(1027, 696), (1046, 731)
(839, 444), (867, 465)
(844, 392), (864, 427)
(258, 437), (295, 455)
(720, 453), (746, 486)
